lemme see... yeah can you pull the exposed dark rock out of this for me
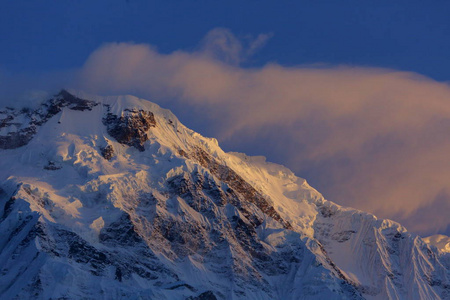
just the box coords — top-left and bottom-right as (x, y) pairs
(65, 236), (108, 275)
(167, 283), (196, 291)
(318, 204), (336, 218)
(103, 108), (156, 151)
(181, 146), (292, 230)
(1, 197), (16, 221)
(43, 161), (62, 170)
(99, 213), (143, 247)
(231, 215), (270, 262)
(187, 291), (218, 300)
(315, 241), (364, 298)
(100, 144), (114, 160)
(167, 171), (223, 215)
(37, 90), (98, 122)
(331, 230), (356, 243)
(0, 124), (37, 149)
(152, 214), (210, 256)
(0, 90), (98, 149)
(163, 166), (298, 280)
(56, 90), (98, 111)
(115, 267), (123, 282)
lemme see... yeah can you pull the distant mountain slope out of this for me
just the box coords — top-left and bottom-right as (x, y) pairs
(424, 235), (450, 254)
(0, 90), (448, 299)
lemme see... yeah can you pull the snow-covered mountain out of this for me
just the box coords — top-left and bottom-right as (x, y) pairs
(423, 235), (450, 254)
(0, 90), (449, 300)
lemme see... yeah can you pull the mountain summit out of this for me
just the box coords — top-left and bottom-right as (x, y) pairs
(0, 90), (448, 299)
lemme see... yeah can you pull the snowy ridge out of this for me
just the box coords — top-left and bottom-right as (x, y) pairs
(0, 90), (449, 299)
(424, 235), (450, 254)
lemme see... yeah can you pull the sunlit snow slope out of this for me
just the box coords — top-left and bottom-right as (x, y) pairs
(0, 90), (449, 299)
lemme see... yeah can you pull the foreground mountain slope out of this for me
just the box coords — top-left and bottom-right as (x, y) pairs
(0, 90), (448, 299)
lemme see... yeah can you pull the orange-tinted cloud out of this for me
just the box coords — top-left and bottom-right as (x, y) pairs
(67, 30), (450, 236)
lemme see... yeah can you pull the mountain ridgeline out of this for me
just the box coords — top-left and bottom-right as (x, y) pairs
(0, 90), (448, 299)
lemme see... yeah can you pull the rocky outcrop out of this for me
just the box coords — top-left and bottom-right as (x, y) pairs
(100, 144), (115, 160)
(55, 89), (98, 111)
(43, 161), (62, 170)
(0, 117), (37, 149)
(103, 108), (156, 151)
(187, 291), (218, 300)
(0, 90), (98, 149)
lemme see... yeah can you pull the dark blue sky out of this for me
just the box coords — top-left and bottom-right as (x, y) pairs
(2, 1), (450, 236)
(2, 0), (450, 80)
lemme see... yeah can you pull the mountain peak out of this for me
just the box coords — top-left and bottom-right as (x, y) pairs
(0, 91), (449, 299)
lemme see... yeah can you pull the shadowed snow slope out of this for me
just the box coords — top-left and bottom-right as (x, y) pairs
(0, 90), (449, 299)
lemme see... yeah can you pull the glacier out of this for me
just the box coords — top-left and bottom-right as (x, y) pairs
(0, 90), (448, 299)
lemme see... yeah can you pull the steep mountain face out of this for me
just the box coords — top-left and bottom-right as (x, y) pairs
(0, 90), (449, 300)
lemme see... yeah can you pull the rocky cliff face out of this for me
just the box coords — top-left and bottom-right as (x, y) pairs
(0, 90), (97, 149)
(103, 107), (156, 151)
(0, 91), (448, 300)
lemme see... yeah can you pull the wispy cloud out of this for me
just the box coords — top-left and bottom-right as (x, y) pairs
(2, 28), (450, 236)
(245, 32), (273, 58)
(198, 28), (273, 65)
